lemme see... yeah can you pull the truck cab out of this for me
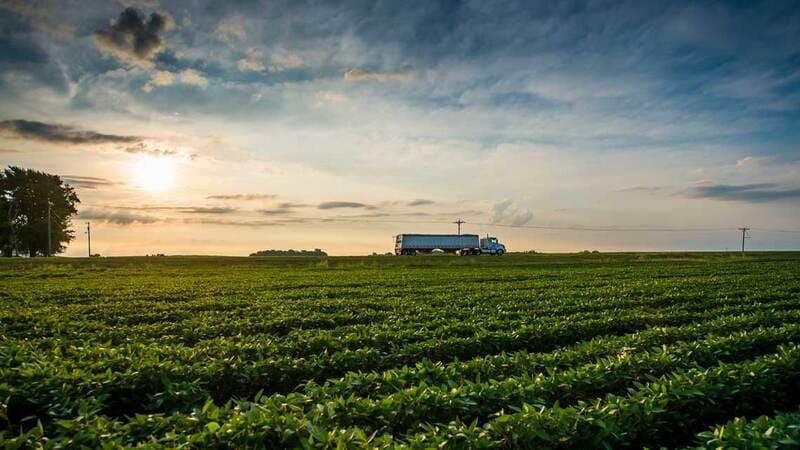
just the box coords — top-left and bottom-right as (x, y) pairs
(480, 236), (506, 255)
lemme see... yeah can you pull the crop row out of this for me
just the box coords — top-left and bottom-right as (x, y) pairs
(236, 324), (800, 438)
(6, 292), (797, 376)
(4, 296), (797, 389)
(0, 283), (754, 344)
(686, 410), (800, 449)
(403, 345), (800, 449)
(3, 311), (799, 438)
(312, 308), (800, 399)
(4, 265), (793, 345)
(5, 345), (799, 448)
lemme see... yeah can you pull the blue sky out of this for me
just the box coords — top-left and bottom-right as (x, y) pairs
(1, 0), (798, 255)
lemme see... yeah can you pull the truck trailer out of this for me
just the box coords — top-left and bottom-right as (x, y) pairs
(395, 234), (506, 255)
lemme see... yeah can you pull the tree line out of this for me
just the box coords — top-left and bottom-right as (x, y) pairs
(0, 166), (80, 257)
(250, 249), (328, 257)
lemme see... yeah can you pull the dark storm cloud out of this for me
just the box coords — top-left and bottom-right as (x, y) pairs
(207, 194), (278, 200)
(92, 7), (172, 66)
(0, 9), (68, 93)
(317, 201), (377, 210)
(683, 183), (800, 203)
(78, 209), (158, 225)
(63, 175), (119, 189)
(0, 120), (139, 144)
(408, 199), (434, 206)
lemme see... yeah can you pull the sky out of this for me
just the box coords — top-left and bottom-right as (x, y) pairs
(1, 0), (799, 256)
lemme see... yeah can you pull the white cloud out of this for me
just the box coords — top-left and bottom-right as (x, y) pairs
(344, 68), (412, 82)
(236, 48), (303, 72)
(316, 90), (348, 104)
(142, 70), (175, 92)
(491, 200), (534, 226)
(215, 17), (246, 44)
(180, 69), (208, 88)
(269, 50), (304, 71)
(141, 69), (207, 91)
(736, 155), (775, 168)
(237, 58), (266, 72)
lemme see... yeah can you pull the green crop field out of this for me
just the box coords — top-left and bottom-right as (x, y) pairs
(2, 253), (800, 448)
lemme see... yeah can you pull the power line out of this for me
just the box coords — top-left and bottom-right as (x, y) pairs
(750, 227), (800, 234)
(469, 222), (736, 232)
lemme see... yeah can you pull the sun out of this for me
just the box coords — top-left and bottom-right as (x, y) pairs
(132, 155), (175, 192)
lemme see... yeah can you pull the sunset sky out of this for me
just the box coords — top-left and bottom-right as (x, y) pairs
(1, 0), (799, 255)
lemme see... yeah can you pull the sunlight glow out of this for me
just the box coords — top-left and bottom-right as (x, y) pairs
(132, 155), (175, 192)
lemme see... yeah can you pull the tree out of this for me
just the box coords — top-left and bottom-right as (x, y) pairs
(0, 166), (80, 257)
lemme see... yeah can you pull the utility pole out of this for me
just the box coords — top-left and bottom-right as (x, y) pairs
(453, 218), (465, 235)
(47, 201), (52, 257)
(86, 222), (91, 257)
(738, 227), (750, 255)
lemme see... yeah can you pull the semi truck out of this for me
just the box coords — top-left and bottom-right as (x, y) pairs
(395, 234), (506, 255)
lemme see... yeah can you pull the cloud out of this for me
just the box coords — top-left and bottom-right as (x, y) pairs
(0, 0), (74, 40)
(491, 200), (534, 226)
(736, 155), (776, 168)
(124, 143), (177, 157)
(237, 48), (303, 73)
(141, 69), (208, 91)
(215, 16), (246, 44)
(237, 58), (265, 72)
(78, 209), (158, 225)
(317, 201), (376, 210)
(182, 218), (300, 227)
(92, 7), (172, 67)
(269, 50), (304, 71)
(278, 202), (311, 208)
(142, 70), (174, 92)
(0, 120), (139, 144)
(175, 207), (235, 214)
(618, 185), (670, 194)
(343, 68), (413, 82)
(258, 208), (293, 216)
(408, 199), (434, 206)
(0, 7), (70, 94)
(207, 194), (277, 200)
(683, 183), (800, 203)
(180, 69), (207, 88)
(0, 148), (21, 154)
(117, 205), (237, 214)
(63, 175), (119, 189)
(316, 90), (348, 103)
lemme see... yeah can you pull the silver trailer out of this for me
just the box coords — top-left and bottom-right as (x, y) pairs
(395, 234), (506, 255)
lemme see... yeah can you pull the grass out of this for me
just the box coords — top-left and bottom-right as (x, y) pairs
(1, 252), (799, 448)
